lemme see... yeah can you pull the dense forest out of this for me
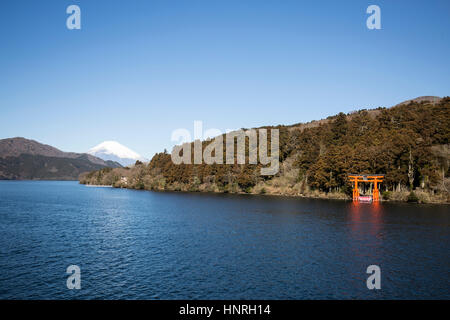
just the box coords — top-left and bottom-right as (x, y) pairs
(80, 97), (450, 203)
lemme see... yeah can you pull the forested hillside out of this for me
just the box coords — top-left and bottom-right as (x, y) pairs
(80, 97), (450, 203)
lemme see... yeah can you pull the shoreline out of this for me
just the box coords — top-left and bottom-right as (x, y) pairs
(79, 182), (450, 205)
(83, 184), (113, 188)
(0, 179), (78, 181)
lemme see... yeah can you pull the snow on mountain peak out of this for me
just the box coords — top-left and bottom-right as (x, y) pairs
(87, 141), (146, 166)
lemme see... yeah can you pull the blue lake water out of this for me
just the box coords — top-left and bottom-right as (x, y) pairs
(0, 181), (448, 299)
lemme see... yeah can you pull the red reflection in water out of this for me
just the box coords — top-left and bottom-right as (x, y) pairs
(350, 201), (361, 217)
(369, 201), (384, 237)
(347, 201), (385, 288)
(349, 201), (362, 241)
(349, 201), (384, 237)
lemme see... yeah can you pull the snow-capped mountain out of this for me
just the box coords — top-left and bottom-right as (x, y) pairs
(87, 141), (147, 167)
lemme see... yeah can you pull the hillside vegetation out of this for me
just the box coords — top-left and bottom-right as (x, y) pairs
(80, 97), (450, 203)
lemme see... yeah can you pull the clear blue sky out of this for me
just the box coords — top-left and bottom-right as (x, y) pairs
(1, 0), (449, 158)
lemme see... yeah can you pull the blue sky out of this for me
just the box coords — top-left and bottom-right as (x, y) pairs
(1, 0), (449, 158)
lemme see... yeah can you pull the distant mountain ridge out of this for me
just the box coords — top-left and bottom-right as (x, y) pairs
(88, 141), (147, 166)
(0, 137), (121, 180)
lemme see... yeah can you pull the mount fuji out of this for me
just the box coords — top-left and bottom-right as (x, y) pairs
(87, 141), (147, 167)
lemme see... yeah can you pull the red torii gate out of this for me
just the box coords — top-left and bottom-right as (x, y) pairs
(348, 174), (384, 202)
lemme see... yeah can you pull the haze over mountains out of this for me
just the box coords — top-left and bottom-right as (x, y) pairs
(0, 138), (121, 180)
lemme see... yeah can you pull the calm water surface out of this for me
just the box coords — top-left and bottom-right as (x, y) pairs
(0, 181), (448, 299)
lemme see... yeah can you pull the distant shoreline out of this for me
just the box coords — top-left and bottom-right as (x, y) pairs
(79, 181), (450, 205)
(84, 184), (113, 188)
(0, 179), (78, 181)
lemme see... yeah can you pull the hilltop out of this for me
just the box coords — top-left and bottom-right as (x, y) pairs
(88, 141), (147, 167)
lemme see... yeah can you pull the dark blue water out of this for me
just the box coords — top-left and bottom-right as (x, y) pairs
(0, 181), (448, 299)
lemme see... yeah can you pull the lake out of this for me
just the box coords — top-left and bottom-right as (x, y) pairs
(0, 181), (448, 299)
